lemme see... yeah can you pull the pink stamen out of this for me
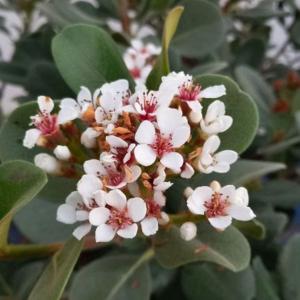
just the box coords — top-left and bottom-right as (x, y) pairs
(107, 208), (133, 230)
(151, 133), (173, 157)
(204, 192), (229, 218)
(130, 67), (141, 79)
(33, 113), (57, 135)
(146, 200), (161, 218)
(179, 83), (201, 102)
(138, 92), (159, 121)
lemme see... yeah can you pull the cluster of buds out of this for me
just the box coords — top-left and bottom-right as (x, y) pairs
(23, 71), (255, 242)
(123, 39), (161, 84)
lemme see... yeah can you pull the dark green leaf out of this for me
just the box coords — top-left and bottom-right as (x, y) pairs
(69, 253), (153, 300)
(154, 224), (250, 272)
(52, 24), (134, 93)
(181, 264), (255, 300)
(190, 61), (228, 75)
(28, 237), (83, 300)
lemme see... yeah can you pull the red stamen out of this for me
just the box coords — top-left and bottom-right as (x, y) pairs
(204, 192), (229, 218)
(107, 208), (133, 230)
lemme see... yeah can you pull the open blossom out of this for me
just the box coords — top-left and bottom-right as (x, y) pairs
(124, 85), (167, 120)
(134, 108), (190, 172)
(23, 96), (58, 149)
(200, 100), (233, 135)
(196, 135), (238, 174)
(57, 86), (100, 124)
(57, 191), (95, 240)
(158, 71), (226, 114)
(94, 80), (129, 133)
(89, 189), (146, 242)
(187, 181), (255, 230)
(83, 152), (141, 189)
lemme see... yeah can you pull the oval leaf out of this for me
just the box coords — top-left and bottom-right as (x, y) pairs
(52, 24), (134, 93)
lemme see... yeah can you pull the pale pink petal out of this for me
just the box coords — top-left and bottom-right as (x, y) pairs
(141, 217), (158, 236)
(220, 185), (236, 199)
(202, 135), (220, 153)
(77, 86), (92, 107)
(135, 120), (156, 144)
(56, 204), (76, 224)
(187, 100), (202, 113)
(89, 207), (110, 226)
(234, 187), (249, 206)
(106, 189), (127, 210)
(76, 210), (89, 221)
(95, 224), (116, 242)
(73, 224), (92, 240)
(23, 128), (41, 149)
(134, 144), (156, 166)
(93, 190), (107, 207)
(215, 150), (238, 164)
(106, 135), (128, 148)
(77, 174), (102, 201)
(227, 204), (255, 221)
(171, 125), (191, 148)
(65, 191), (83, 207)
(157, 108), (185, 134)
(200, 85), (226, 99)
(83, 159), (103, 176)
(117, 223), (138, 239)
(161, 152), (183, 172)
(37, 96), (54, 114)
(181, 163), (195, 179)
(208, 216), (232, 230)
(127, 197), (147, 222)
(128, 165), (142, 183)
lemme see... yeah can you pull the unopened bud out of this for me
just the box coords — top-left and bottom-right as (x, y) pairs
(34, 153), (61, 175)
(180, 222), (197, 241)
(189, 111), (202, 124)
(158, 212), (170, 225)
(184, 187), (194, 198)
(54, 145), (71, 161)
(210, 180), (221, 192)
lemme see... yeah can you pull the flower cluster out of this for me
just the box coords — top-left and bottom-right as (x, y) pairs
(123, 40), (161, 84)
(23, 71), (255, 242)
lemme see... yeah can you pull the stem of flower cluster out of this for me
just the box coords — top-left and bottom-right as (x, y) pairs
(169, 213), (204, 225)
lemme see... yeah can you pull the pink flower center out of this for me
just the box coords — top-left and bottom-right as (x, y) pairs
(107, 170), (124, 187)
(151, 133), (173, 157)
(178, 83), (201, 102)
(138, 92), (159, 120)
(107, 208), (133, 230)
(33, 113), (57, 135)
(204, 192), (229, 218)
(131, 67), (141, 79)
(147, 200), (161, 218)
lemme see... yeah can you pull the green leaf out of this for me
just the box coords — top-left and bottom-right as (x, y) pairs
(233, 219), (265, 240)
(28, 237), (83, 300)
(171, 0), (225, 57)
(38, 0), (104, 28)
(190, 61), (228, 75)
(52, 24), (134, 93)
(69, 252), (153, 300)
(252, 257), (280, 300)
(154, 223), (250, 272)
(196, 74), (259, 153)
(252, 179), (300, 208)
(146, 6), (184, 89)
(0, 161), (47, 247)
(279, 234), (300, 300)
(0, 62), (27, 85)
(181, 264), (255, 300)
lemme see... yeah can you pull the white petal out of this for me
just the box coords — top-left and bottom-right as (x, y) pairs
(77, 86), (92, 107)
(215, 150), (238, 164)
(200, 85), (226, 99)
(106, 135), (128, 148)
(187, 100), (202, 113)
(202, 135), (220, 154)
(77, 174), (102, 200)
(83, 159), (103, 176)
(127, 197), (147, 222)
(153, 191), (166, 206)
(227, 204), (256, 221)
(180, 222), (197, 241)
(127, 165), (142, 183)
(220, 185), (236, 200)
(161, 152), (183, 172)
(95, 224), (116, 242)
(205, 100), (225, 123)
(171, 125), (191, 148)
(213, 162), (231, 173)
(134, 144), (156, 166)
(76, 210), (89, 221)
(23, 129), (41, 149)
(156, 108), (185, 134)
(56, 204), (76, 224)
(37, 96), (54, 114)
(181, 163), (195, 179)
(117, 223), (138, 239)
(93, 190), (107, 207)
(135, 121), (156, 144)
(54, 145), (71, 161)
(89, 207), (110, 226)
(106, 189), (127, 210)
(187, 186), (213, 214)
(208, 216), (232, 230)
(73, 224), (92, 240)
(141, 217), (158, 236)
(234, 187), (249, 206)
(66, 191), (83, 207)
(58, 98), (80, 124)
(81, 128), (100, 148)
(34, 153), (60, 175)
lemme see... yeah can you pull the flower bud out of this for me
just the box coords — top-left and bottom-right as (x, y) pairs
(180, 222), (197, 241)
(189, 111), (202, 124)
(34, 153), (61, 175)
(54, 145), (71, 161)
(184, 187), (194, 198)
(81, 128), (100, 148)
(210, 180), (221, 192)
(158, 212), (170, 225)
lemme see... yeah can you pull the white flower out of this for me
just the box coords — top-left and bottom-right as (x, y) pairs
(141, 190), (167, 236)
(94, 80), (129, 132)
(34, 153), (61, 175)
(83, 153), (141, 189)
(124, 85), (167, 120)
(57, 191), (95, 240)
(80, 128), (100, 148)
(153, 164), (173, 192)
(134, 108), (190, 172)
(186, 181), (256, 230)
(180, 222), (197, 241)
(54, 145), (71, 161)
(23, 96), (57, 149)
(57, 86), (100, 124)
(77, 174), (103, 207)
(106, 135), (135, 164)
(196, 135), (238, 174)
(158, 71), (226, 114)
(89, 189), (146, 242)
(200, 100), (233, 135)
